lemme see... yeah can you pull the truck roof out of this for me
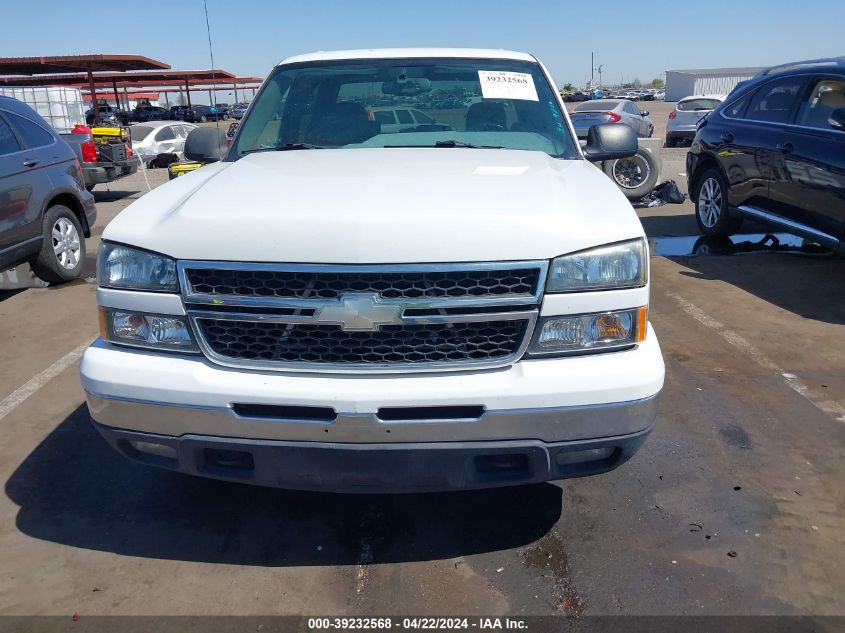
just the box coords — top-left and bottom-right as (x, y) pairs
(277, 48), (536, 66)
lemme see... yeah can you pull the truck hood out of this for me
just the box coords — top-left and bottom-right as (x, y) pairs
(103, 148), (644, 263)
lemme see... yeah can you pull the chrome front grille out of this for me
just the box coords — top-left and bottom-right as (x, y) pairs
(179, 261), (546, 373)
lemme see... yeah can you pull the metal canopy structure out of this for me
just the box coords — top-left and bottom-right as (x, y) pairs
(0, 69), (236, 86)
(0, 54), (172, 124)
(80, 77), (264, 108)
(0, 68), (261, 115)
(0, 54), (169, 75)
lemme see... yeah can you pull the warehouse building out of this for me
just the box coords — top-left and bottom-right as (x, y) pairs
(664, 66), (764, 101)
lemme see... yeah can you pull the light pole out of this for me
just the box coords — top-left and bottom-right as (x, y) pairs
(593, 64), (604, 89)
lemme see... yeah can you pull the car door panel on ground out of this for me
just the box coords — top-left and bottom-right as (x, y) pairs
(0, 110), (53, 265)
(779, 77), (845, 240)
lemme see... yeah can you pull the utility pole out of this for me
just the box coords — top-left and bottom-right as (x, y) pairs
(593, 64), (604, 89)
(591, 52), (594, 87)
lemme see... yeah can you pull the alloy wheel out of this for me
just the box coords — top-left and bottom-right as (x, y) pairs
(52, 217), (81, 270)
(697, 177), (723, 228)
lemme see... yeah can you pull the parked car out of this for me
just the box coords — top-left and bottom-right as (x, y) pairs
(85, 103), (129, 126)
(654, 90), (665, 101)
(687, 57), (845, 249)
(81, 47), (663, 493)
(0, 96), (96, 282)
(569, 99), (654, 139)
(666, 94), (725, 147)
(565, 91), (589, 102)
(130, 105), (167, 122)
(369, 106), (447, 133)
(185, 105), (229, 123)
(164, 106), (191, 121)
(129, 121), (197, 168)
(231, 102), (250, 119)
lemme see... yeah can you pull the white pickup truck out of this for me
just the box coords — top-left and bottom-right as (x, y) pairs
(80, 48), (665, 493)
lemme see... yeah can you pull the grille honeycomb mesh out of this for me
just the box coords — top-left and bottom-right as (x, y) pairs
(186, 268), (539, 300)
(197, 319), (528, 365)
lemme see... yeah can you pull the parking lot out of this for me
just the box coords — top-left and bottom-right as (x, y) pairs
(1, 108), (844, 618)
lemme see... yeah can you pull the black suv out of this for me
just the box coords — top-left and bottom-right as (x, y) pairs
(687, 58), (845, 251)
(1, 97), (96, 283)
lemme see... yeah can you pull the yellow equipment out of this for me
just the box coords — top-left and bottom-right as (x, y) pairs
(167, 162), (203, 180)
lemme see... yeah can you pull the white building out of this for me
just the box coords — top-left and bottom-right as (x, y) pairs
(664, 67), (764, 101)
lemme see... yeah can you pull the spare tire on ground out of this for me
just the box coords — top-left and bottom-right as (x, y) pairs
(601, 146), (660, 201)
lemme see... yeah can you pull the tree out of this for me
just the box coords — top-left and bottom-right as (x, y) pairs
(651, 78), (665, 88)
(631, 77), (642, 89)
(563, 82), (575, 92)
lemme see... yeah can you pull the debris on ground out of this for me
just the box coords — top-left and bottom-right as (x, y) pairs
(727, 551), (738, 558)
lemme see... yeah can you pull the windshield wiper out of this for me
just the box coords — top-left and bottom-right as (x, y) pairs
(434, 139), (503, 149)
(384, 140), (504, 149)
(241, 143), (326, 155)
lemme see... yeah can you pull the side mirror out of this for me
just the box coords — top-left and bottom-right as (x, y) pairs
(641, 111), (650, 117)
(582, 123), (638, 162)
(184, 127), (228, 163)
(829, 107), (845, 130)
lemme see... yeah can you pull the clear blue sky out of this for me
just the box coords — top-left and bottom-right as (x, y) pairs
(4, 0), (844, 90)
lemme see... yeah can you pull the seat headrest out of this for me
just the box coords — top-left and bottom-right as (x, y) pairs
(819, 87), (845, 110)
(466, 101), (507, 131)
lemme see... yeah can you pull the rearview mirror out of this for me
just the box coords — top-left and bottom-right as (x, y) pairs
(382, 78), (431, 96)
(829, 107), (845, 130)
(185, 127), (228, 164)
(581, 124), (638, 162)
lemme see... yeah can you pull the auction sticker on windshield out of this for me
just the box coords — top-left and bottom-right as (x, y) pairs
(478, 71), (538, 101)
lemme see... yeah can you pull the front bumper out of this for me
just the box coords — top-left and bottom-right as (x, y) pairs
(81, 328), (663, 491)
(92, 421), (653, 493)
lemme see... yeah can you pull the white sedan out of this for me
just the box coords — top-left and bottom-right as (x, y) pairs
(129, 121), (197, 168)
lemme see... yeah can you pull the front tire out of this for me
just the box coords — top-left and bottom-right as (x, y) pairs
(694, 168), (742, 237)
(200, 115), (207, 123)
(30, 205), (86, 284)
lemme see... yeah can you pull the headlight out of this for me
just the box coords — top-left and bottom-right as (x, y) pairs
(97, 243), (178, 292)
(99, 307), (197, 352)
(527, 307), (647, 356)
(547, 239), (646, 292)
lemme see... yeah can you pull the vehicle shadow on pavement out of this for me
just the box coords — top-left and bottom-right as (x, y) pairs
(5, 405), (562, 566)
(91, 189), (140, 203)
(676, 252), (845, 326)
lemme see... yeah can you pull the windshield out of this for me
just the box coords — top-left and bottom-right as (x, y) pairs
(231, 58), (578, 159)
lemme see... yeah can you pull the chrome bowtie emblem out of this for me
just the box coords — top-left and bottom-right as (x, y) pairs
(316, 292), (403, 331)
